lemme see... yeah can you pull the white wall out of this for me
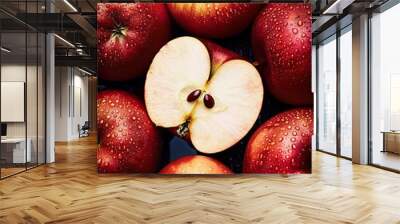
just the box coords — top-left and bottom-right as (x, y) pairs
(54, 66), (89, 141)
(72, 73), (89, 138)
(1, 64), (26, 139)
(55, 66), (70, 141)
(1, 63), (46, 163)
(1, 64), (42, 138)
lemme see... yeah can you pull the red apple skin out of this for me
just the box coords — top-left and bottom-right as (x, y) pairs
(167, 3), (261, 38)
(200, 39), (241, 74)
(160, 155), (233, 174)
(97, 90), (162, 173)
(97, 146), (121, 173)
(97, 3), (171, 81)
(252, 3), (312, 105)
(243, 108), (313, 174)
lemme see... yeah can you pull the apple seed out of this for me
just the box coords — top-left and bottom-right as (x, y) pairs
(203, 94), (215, 109)
(187, 89), (202, 102)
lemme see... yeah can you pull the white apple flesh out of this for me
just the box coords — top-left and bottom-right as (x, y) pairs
(145, 36), (263, 154)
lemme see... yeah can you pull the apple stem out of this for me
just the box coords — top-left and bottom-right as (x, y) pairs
(111, 26), (127, 39)
(110, 15), (122, 33)
(252, 59), (266, 67)
(252, 61), (260, 67)
(177, 120), (190, 138)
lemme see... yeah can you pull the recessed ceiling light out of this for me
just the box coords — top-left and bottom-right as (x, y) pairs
(323, 0), (355, 15)
(78, 67), (94, 76)
(63, 0), (78, 12)
(54, 34), (75, 48)
(1, 47), (11, 53)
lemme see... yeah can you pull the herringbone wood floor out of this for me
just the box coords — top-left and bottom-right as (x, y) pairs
(1, 135), (400, 224)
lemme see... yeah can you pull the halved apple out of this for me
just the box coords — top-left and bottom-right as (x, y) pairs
(145, 36), (263, 154)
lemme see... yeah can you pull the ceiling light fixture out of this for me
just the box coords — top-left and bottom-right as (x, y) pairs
(1, 47), (11, 53)
(54, 34), (75, 48)
(322, 0), (355, 15)
(63, 0), (78, 12)
(78, 67), (94, 76)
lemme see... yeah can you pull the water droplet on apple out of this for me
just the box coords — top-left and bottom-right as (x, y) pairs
(297, 20), (303, 26)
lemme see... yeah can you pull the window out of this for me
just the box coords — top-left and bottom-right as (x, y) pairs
(339, 27), (352, 158)
(370, 3), (400, 171)
(317, 35), (337, 154)
(0, 1), (46, 179)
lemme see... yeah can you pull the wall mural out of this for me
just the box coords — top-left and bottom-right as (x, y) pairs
(97, 3), (313, 174)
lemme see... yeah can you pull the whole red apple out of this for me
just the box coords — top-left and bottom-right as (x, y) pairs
(145, 37), (263, 154)
(160, 155), (233, 174)
(243, 108), (313, 174)
(97, 3), (171, 81)
(252, 3), (312, 105)
(97, 90), (162, 173)
(167, 3), (261, 38)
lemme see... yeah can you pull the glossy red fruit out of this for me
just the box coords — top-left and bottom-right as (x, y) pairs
(167, 3), (261, 38)
(97, 146), (121, 173)
(97, 3), (171, 81)
(243, 108), (313, 174)
(97, 90), (162, 173)
(252, 3), (312, 105)
(160, 155), (233, 174)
